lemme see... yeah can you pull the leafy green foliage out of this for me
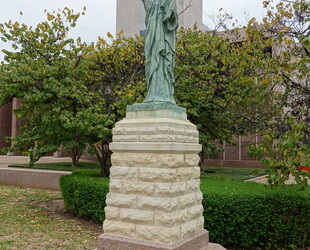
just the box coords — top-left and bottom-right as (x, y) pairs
(0, 8), (94, 166)
(261, 0), (310, 127)
(238, 0), (310, 186)
(0, 8), (115, 168)
(175, 26), (282, 157)
(60, 170), (109, 222)
(202, 178), (310, 249)
(83, 33), (145, 176)
(250, 117), (310, 187)
(60, 171), (309, 249)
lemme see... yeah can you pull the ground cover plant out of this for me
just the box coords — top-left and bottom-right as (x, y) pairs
(0, 184), (101, 249)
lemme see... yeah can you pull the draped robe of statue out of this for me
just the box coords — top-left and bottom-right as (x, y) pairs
(142, 0), (178, 104)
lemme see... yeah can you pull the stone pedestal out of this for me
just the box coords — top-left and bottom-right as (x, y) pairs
(98, 104), (225, 250)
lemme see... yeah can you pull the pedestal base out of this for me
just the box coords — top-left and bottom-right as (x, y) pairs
(99, 107), (225, 250)
(98, 229), (224, 250)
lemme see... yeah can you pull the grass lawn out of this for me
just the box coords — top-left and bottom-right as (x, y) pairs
(0, 185), (101, 250)
(8, 161), (100, 172)
(8, 161), (266, 181)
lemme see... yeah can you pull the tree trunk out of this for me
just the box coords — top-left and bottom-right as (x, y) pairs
(70, 145), (82, 167)
(95, 143), (112, 178)
(199, 151), (205, 173)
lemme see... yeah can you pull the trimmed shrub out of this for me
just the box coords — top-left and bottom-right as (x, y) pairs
(60, 172), (309, 249)
(201, 178), (310, 249)
(60, 169), (109, 223)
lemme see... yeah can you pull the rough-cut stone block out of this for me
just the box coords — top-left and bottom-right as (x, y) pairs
(180, 217), (205, 240)
(178, 192), (203, 209)
(100, 111), (215, 247)
(105, 207), (120, 220)
(137, 196), (178, 212)
(140, 134), (172, 142)
(110, 142), (202, 153)
(184, 154), (200, 167)
(185, 129), (199, 137)
(186, 179), (201, 192)
(123, 181), (155, 196)
(154, 181), (187, 197)
(139, 168), (177, 182)
(187, 205), (204, 221)
(176, 167), (201, 181)
(138, 134), (196, 143)
(154, 209), (188, 227)
(113, 134), (140, 142)
(109, 179), (123, 193)
(111, 153), (157, 167)
(103, 220), (136, 238)
(177, 135), (194, 143)
(112, 127), (125, 135)
(120, 208), (154, 224)
(158, 154), (185, 168)
(193, 137), (199, 144)
(136, 225), (180, 244)
(106, 193), (136, 208)
(110, 166), (138, 181)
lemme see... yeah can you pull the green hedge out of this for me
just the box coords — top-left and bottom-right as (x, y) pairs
(60, 171), (309, 249)
(201, 178), (310, 249)
(60, 170), (109, 223)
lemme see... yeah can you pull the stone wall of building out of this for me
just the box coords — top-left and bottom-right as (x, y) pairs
(116, 0), (207, 37)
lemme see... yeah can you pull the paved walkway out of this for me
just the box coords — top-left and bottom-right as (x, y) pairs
(1, 156), (307, 185)
(246, 174), (309, 185)
(0, 155), (73, 168)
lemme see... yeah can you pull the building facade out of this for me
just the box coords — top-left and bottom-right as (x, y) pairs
(0, 99), (24, 154)
(116, 0), (207, 37)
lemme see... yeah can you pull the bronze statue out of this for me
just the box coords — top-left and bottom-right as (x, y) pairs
(142, 0), (178, 104)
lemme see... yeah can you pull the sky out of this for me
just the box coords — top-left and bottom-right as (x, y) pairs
(0, 0), (274, 61)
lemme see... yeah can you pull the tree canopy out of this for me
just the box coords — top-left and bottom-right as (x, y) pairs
(0, 1), (308, 184)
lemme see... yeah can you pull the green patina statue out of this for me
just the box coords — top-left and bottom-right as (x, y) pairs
(142, 0), (179, 104)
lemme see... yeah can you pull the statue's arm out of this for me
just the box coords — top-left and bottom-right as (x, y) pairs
(163, 1), (177, 23)
(163, 1), (178, 30)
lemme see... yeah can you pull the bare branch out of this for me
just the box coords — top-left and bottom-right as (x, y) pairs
(178, 0), (193, 17)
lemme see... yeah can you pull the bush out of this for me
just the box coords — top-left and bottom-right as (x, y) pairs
(60, 170), (109, 223)
(60, 172), (309, 249)
(201, 178), (310, 249)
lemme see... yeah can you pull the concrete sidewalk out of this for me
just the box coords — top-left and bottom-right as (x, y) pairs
(0, 156), (75, 190)
(246, 174), (309, 185)
(0, 155), (73, 168)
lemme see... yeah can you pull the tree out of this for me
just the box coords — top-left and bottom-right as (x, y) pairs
(250, 0), (309, 138)
(0, 8), (146, 174)
(175, 26), (283, 162)
(251, 116), (310, 187)
(0, 8), (107, 167)
(83, 33), (145, 176)
(247, 0), (310, 186)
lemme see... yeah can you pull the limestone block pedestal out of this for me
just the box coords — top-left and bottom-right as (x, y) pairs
(98, 104), (225, 250)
